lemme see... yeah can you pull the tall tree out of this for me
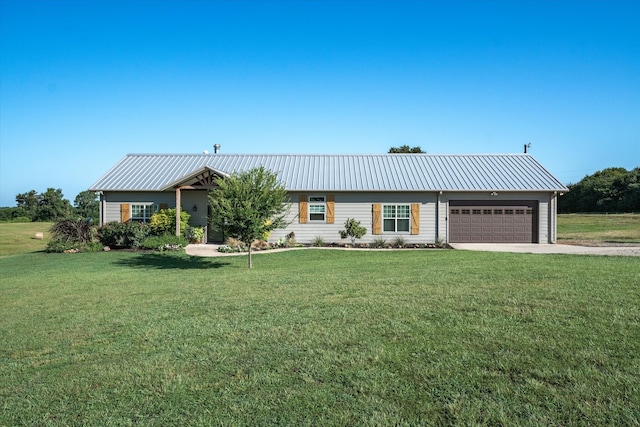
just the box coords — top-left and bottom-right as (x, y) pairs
(15, 190), (40, 220)
(36, 188), (72, 221)
(209, 167), (291, 268)
(388, 145), (425, 153)
(74, 190), (100, 222)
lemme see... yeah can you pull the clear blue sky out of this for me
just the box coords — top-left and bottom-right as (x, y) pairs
(1, 0), (638, 207)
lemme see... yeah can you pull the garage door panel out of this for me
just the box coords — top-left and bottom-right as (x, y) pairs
(449, 202), (536, 243)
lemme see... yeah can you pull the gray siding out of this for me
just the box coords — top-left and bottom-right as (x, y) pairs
(269, 192), (438, 245)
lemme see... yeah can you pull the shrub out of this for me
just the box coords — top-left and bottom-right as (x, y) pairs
(98, 221), (150, 248)
(50, 218), (96, 244)
(371, 237), (388, 248)
(225, 237), (246, 250)
(339, 218), (367, 245)
(185, 226), (205, 243)
(149, 208), (190, 236)
(140, 234), (189, 251)
(312, 236), (326, 247)
(392, 236), (407, 248)
(45, 239), (78, 253)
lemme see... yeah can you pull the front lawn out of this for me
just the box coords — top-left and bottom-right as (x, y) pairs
(1, 249), (638, 425)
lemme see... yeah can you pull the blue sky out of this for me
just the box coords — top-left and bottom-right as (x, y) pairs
(1, 0), (638, 207)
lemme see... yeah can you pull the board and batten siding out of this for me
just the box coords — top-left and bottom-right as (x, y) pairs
(269, 192), (438, 244)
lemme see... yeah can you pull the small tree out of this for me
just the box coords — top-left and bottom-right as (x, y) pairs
(209, 166), (291, 268)
(339, 218), (367, 245)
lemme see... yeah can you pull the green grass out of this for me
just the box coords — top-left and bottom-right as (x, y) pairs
(558, 213), (640, 243)
(1, 249), (639, 425)
(0, 222), (51, 257)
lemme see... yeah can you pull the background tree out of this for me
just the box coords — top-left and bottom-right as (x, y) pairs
(15, 190), (40, 220)
(388, 145), (425, 153)
(36, 188), (72, 221)
(209, 166), (290, 268)
(559, 167), (640, 213)
(74, 190), (100, 222)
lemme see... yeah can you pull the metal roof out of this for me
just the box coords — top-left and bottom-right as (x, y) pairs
(89, 153), (568, 192)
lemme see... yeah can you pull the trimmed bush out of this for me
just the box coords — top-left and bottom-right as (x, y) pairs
(98, 221), (150, 248)
(140, 234), (189, 251)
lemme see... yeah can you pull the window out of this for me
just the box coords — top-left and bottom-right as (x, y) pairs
(383, 204), (410, 232)
(308, 196), (326, 221)
(131, 204), (157, 222)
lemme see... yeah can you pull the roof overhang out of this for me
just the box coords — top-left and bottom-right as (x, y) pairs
(161, 166), (229, 191)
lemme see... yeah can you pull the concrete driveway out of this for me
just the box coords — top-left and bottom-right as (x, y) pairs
(448, 243), (640, 256)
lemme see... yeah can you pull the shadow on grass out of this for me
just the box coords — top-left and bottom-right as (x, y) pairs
(114, 252), (231, 270)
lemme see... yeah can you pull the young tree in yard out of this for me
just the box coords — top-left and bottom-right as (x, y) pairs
(339, 218), (367, 245)
(209, 167), (291, 268)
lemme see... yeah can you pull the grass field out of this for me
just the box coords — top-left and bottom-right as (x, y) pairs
(0, 222), (51, 257)
(2, 245), (639, 425)
(1, 218), (639, 424)
(557, 213), (640, 243)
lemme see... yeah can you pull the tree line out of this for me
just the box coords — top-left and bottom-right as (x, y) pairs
(558, 167), (640, 213)
(0, 189), (99, 222)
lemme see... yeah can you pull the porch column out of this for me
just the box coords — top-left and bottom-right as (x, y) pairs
(175, 187), (181, 236)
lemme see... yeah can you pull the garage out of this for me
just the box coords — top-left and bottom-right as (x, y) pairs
(449, 201), (538, 243)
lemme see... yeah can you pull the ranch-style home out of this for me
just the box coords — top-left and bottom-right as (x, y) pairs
(89, 153), (568, 245)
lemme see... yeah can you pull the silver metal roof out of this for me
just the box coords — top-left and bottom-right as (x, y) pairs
(89, 153), (568, 192)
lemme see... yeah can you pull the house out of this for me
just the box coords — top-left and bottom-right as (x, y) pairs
(88, 153), (568, 244)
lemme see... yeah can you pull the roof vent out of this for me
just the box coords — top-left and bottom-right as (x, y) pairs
(214, 144), (221, 154)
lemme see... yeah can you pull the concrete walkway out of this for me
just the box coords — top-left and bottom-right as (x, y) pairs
(186, 243), (640, 257)
(448, 243), (640, 256)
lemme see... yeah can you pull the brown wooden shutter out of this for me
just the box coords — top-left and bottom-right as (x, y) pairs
(326, 194), (335, 224)
(372, 203), (382, 235)
(159, 203), (168, 210)
(299, 194), (308, 224)
(411, 203), (420, 235)
(120, 203), (131, 223)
